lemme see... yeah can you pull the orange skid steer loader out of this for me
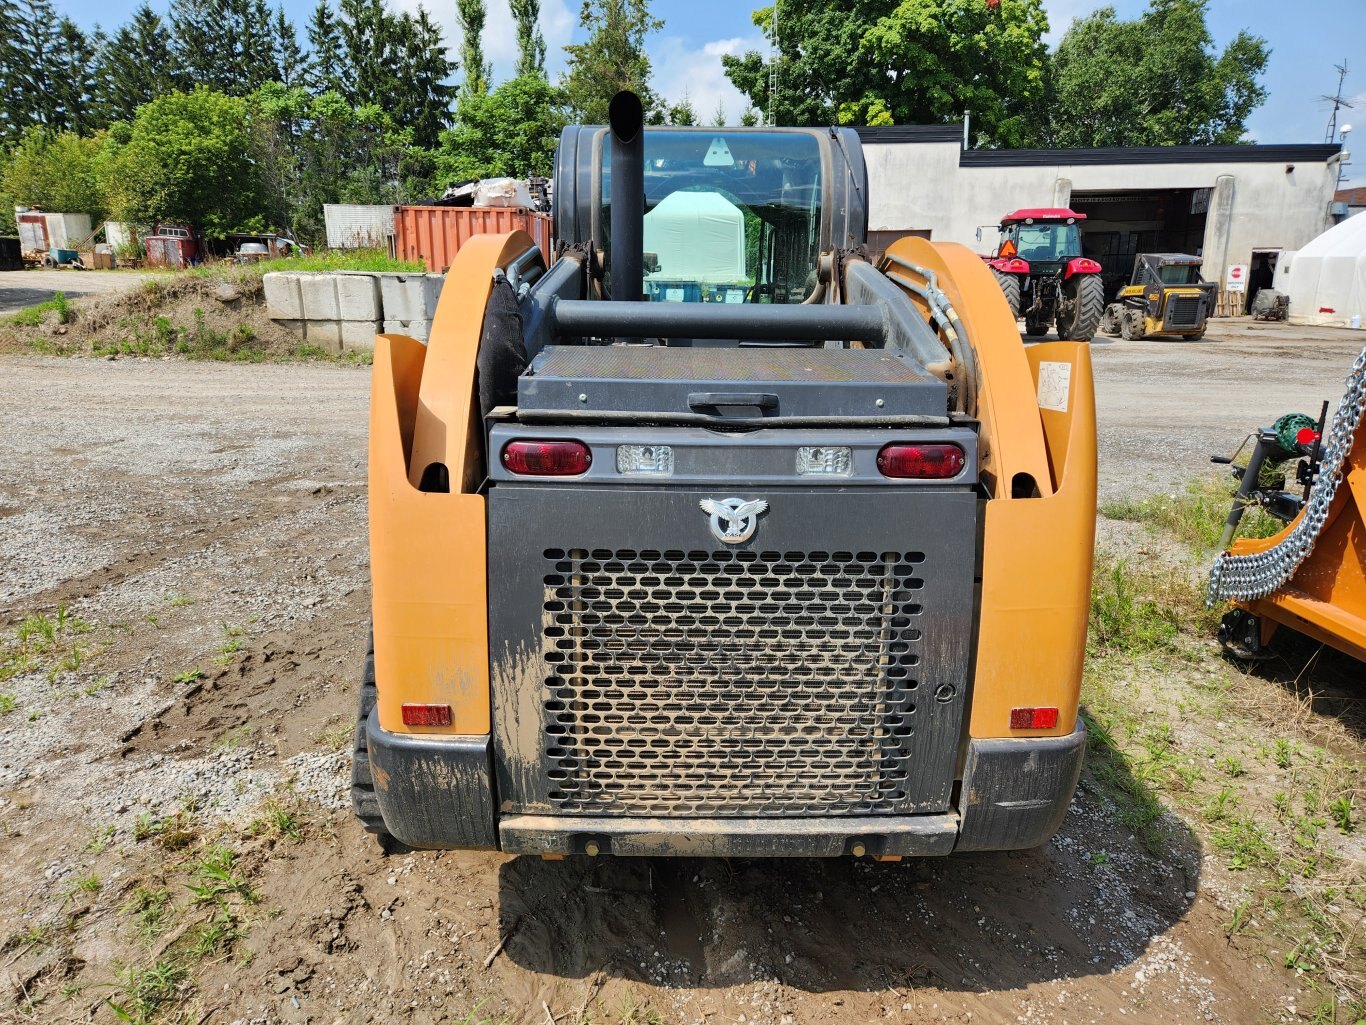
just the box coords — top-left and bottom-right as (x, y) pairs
(351, 93), (1098, 859)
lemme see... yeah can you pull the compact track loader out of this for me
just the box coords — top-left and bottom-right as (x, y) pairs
(353, 94), (1098, 859)
(1099, 254), (1216, 341)
(1209, 346), (1366, 663)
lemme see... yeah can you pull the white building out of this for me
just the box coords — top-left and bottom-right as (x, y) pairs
(856, 125), (1344, 310)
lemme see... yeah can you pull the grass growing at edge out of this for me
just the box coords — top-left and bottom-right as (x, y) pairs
(9, 291), (73, 326)
(1101, 474), (1284, 551)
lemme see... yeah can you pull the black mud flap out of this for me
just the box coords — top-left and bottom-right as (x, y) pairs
(954, 722), (1086, 852)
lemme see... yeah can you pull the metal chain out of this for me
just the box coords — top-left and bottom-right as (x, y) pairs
(1207, 345), (1366, 605)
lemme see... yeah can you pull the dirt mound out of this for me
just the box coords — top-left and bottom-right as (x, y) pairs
(0, 271), (313, 359)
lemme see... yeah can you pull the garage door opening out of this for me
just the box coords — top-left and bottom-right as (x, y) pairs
(1070, 189), (1211, 300)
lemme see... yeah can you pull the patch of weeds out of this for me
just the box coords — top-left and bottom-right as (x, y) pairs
(1273, 738), (1294, 769)
(1203, 787), (1239, 823)
(186, 845), (258, 906)
(9, 291), (74, 327)
(1225, 898), (1252, 938)
(85, 825), (116, 853)
(213, 624), (246, 667)
(166, 594), (195, 608)
(171, 668), (203, 685)
(69, 872), (102, 897)
(133, 808), (197, 852)
(1099, 474), (1282, 550)
(1329, 795), (1356, 834)
(0, 693), (15, 715)
(1089, 851), (1110, 866)
(2, 922), (52, 952)
(215, 724), (254, 749)
(1, 604), (93, 682)
(106, 959), (188, 1024)
(123, 886), (173, 941)
(83, 675), (113, 697)
(316, 719), (353, 752)
(1080, 706), (1169, 854)
(1087, 556), (1206, 657)
(1211, 816), (1277, 870)
(247, 800), (304, 844)
(1219, 755), (1246, 778)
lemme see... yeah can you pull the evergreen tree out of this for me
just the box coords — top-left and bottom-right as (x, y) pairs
(561, 0), (662, 124)
(403, 7), (457, 150)
(0, 0), (27, 143)
(49, 19), (102, 133)
(338, 0), (394, 106)
(170, 0), (238, 91)
(272, 7), (305, 87)
(305, 1), (347, 96)
(510, 0), (546, 78)
(94, 4), (175, 124)
(711, 98), (726, 126)
(665, 90), (697, 125)
(6, 0), (60, 134)
(456, 0), (489, 95)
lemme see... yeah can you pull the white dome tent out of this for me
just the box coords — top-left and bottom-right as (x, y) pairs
(1287, 213), (1366, 327)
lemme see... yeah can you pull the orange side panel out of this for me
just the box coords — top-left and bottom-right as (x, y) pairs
(1231, 429), (1366, 662)
(883, 238), (1053, 498)
(370, 231), (540, 736)
(969, 342), (1098, 738)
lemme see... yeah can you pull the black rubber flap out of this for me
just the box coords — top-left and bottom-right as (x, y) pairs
(517, 346), (947, 420)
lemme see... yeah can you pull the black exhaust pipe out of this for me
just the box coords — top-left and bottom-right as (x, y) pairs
(608, 90), (644, 302)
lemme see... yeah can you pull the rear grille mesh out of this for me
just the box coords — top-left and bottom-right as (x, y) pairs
(539, 548), (926, 816)
(1167, 295), (1202, 327)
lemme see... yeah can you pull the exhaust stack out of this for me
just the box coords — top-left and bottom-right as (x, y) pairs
(608, 90), (644, 302)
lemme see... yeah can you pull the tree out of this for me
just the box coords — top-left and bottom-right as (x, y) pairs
(1047, 0), (1268, 146)
(404, 7), (458, 150)
(665, 91), (697, 125)
(510, 0), (546, 78)
(272, 7), (306, 88)
(102, 87), (265, 233)
(49, 19), (103, 134)
(170, 0), (239, 91)
(437, 74), (569, 182)
(561, 0), (662, 124)
(456, 0), (490, 95)
(305, 1), (347, 96)
(94, 4), (175, 124)
(4, 0), (59, 137)
(721, 0), (1049, 145)
(1, 128), (110, 219)
(0, 0), (23, 143)
(711, 98), (726, 126)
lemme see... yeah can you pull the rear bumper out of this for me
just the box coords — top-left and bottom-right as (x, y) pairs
(365, 713), (1085, 856)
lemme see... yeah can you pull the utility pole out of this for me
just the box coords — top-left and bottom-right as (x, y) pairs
(1322, 61), (1352, 145)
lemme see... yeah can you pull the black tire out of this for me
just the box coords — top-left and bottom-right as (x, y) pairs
(1099, 303), (1123, 336)
(1024, 316), (1049, 337)
(1120, 308), (1145, 341)
(990, 268), (1022, 320)
(1056, 273), (1104, 341)
(351, 625), (391, 841)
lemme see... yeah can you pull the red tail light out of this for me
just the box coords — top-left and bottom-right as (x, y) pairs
(502, 439), (592, 476)
(877, 443), (966, 479)
(1010, 706), (1059, 730)
(402, 703), (452, 727)
(1296, 427), (1320, 447)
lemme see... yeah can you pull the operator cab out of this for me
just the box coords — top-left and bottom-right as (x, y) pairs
(997, 208), (1086, 270)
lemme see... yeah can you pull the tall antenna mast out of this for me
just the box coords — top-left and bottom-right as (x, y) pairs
(1323, 61), (1352, 144)
(768, 1), (779, 126)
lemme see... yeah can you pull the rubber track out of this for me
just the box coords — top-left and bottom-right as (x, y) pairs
(351, 626), (389, 836)
(991, 267), (1021, 320)
(1058, 274), (1104, 341)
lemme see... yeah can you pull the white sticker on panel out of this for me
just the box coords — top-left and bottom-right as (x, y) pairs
(1037, 361), (1071, 412)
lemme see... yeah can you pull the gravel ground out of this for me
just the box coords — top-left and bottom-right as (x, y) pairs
(0, 323), (1362, 1024)
(0, 268), (154, 316)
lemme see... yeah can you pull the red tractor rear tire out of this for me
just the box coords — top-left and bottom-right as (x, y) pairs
(1056, 273), (1104, 341)
(990, 268), (1022, 320)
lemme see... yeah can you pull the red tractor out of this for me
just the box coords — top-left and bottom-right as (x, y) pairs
(982, 208), (1104, 340)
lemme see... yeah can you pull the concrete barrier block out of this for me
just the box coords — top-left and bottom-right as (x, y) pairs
(275, 319), (307, 338)
(377, 272), (439, 322)
(341, 320), (381, 351)
(263, 273), (302, 320)
(304, 320), (342, 352)
(298, 275), (341, 321)
(335, 273), (381, 321)
(383, 319), (431, 343)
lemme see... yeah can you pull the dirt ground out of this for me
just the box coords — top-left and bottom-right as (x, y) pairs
(0, 323), (1362, 1025)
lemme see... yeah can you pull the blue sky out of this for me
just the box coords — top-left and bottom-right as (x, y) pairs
(58, 0), (1364, 182)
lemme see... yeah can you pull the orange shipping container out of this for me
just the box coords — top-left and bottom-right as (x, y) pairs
(394, 206), (553, 273)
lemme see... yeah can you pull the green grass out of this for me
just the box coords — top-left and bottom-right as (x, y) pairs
(1, 605), (93, 682)
(106, 959), (187, 1024)
(187, 247), (422, 277)
(1088, 556), (1208, 657)
(1100, 475), (1284, 551)
(9, 291), (73, 326)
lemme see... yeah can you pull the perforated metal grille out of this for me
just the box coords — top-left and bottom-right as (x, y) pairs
(539, 548), (926, 816)
(1167, 295), (1202, 327)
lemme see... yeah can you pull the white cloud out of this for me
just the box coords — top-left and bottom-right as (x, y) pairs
(386, 0), (575, 84)
(651, 34), (767, 124)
